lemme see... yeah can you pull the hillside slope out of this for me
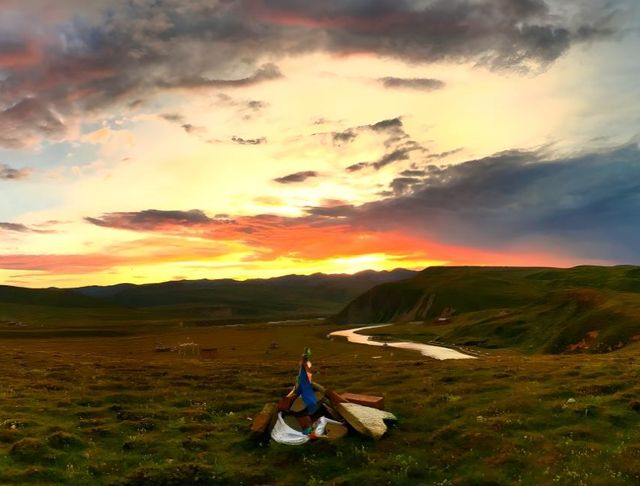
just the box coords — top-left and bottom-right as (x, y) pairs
(334, 266), (640, 353)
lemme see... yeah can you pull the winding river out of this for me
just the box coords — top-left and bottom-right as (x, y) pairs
(329, 324), (476, 360)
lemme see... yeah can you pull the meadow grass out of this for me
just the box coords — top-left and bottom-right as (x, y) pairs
(1, 321), (640, 484)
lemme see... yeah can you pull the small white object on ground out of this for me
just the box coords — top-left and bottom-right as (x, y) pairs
(271, 413), (309, 445)
(270, 413), (343, 445)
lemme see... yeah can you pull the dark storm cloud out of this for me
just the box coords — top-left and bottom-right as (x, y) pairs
(324, 143), (640, 261)
(256, 0), (619, 68)
(0, 0), (622, 147)
(378, 77), (445, 90)
(86, 209), (215, 231)
(0, 3), (286, 148)
(274, 171), (319, 184)
(0, 163), (30, 180)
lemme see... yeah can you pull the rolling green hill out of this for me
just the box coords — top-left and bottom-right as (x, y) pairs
(333, 265), (640, 354)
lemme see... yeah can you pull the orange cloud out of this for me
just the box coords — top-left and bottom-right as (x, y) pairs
(82, 210), (583, 274)
(0, 236), (232, 274)
(0, 206), (587, 285)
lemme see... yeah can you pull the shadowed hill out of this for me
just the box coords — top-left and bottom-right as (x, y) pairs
(0, 285), (114, 309)
(69, 268), (417, 319)
(0, 269), (417, 331)
(333, 266), (640, 354)
(334, 266), (550, 323)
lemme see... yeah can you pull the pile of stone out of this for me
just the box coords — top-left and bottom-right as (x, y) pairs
(249, 383), (397, 445)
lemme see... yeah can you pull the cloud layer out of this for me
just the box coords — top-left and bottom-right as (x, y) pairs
(85, 209), (215, 231)
(0, 0), (636, 287)
(75, 143), (640, 265)
(319, 143), (640, 261)
(0, 0), (622, 147)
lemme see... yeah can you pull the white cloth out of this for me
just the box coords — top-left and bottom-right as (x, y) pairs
(270, 413), (344, 445)
(271, 412), (309, 445)
(312, 416), (343, 436)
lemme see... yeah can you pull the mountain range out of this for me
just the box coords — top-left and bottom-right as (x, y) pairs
(0, 269), (416, 324)
(4, 265), (640, 354)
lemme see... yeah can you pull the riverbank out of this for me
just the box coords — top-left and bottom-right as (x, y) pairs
(330, 324), (476, 360)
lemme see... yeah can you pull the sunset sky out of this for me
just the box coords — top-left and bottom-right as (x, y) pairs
(1, 0), (639, 287)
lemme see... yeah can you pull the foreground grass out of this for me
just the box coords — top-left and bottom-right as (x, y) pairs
(1, 322), (640, 484)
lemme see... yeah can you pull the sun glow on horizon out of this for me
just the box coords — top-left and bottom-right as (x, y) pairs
(1, 1), (638, 288)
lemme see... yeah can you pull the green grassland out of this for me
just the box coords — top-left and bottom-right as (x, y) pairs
(2, 320), (640, 485)
(335, 266), (640, 354)
(4, 266), (640, 484)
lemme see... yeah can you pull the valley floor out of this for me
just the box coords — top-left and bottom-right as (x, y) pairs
(1, 321), (640, 485)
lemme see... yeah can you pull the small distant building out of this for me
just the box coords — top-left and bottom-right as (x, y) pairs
(432, 306), (455, 324)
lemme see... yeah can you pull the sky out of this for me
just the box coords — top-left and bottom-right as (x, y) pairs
(1, 0), (639, 288)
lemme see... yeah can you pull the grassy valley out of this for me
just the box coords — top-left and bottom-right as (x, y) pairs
(3, 321), (640, 484)
(3, 266), (640, 484)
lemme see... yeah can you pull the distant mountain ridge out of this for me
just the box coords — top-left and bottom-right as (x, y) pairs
(1, 269), (417, 322)
(334, 265), (640, 354)
(0, 285), (113, 309)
